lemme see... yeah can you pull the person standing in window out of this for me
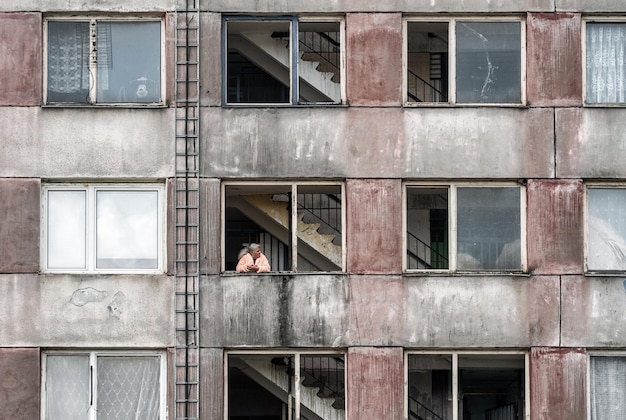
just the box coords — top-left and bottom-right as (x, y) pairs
(236, 243), (271, 273)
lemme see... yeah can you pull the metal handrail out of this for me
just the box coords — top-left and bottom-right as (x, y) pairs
(408, 395), (445, 420)
(407, 69), (447, 102)
(407, 231), (448, 269)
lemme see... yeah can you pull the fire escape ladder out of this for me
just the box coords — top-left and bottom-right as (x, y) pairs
(174, 1), (200, 420)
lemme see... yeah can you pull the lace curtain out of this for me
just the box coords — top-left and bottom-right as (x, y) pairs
(587, 23), (626, 103)
(590, 357), (626, 420)
(47, 22), (90, 97)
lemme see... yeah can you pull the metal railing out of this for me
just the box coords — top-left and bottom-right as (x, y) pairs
(298, 31), (341, 83)
(407, 69), (447, 102)
(408, 396), (446, 420)
(297, 193), (342, 237)
(407, 231), (448, 269)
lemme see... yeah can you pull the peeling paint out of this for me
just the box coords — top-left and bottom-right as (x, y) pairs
(107, 291), (127, 318)
(70, 287), (108, 306)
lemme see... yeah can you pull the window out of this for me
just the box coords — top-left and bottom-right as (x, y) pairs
(405, 184), (525, 271)
(42, 351), (166, 420)
(585, 20), (626, 104)
(223, 182), (344, 272)
(223, 16), (344, 105)
(589, 354), (626, 420)
(586, 187), (626, 271)
(45, 17), (163, 105)
(227, 352), (345, 420)
(406, 352), (528, 420)
(42, 184), (164, 273)
(405, 18), (524, 104)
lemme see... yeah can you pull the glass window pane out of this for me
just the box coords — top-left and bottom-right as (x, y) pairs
(407, 22), (449, 103)
(298, 21), (341, 103)
(406, 187), (449, 269)
(456, 21), (521, 103)
(457, 187), (521, 270)
(97, 356), (161, 420)
(47, 21), (90, 103)
(297, 185), (342, 271)
(96, 190), (159, 269)
(46, 355), (90, 420)
(97, 21), (161, 103)
(226, 20), (291, 103)
(407, 354), (452, 420)
(591, 356), (626, 420)
(48, 190), (86, 269)
(587, 188), (626, 270)
(586, 23), (626, 104)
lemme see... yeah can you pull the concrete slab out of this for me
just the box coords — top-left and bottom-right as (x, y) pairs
(0, 348), (40, 420)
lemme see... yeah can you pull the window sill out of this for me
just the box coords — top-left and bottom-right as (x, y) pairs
(42, 103), (168, 109)
(403, 102), (528, 109)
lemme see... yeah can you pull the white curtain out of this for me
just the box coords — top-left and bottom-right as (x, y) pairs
(591, 357), (626, 420)
(587, 23), (626, 103)
(46, 355), (90, 420)
(47, 22), (90, 94)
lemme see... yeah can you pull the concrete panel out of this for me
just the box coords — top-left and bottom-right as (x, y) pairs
(200, 348), (224, 420)
(0, 274), (173, 347)
(0, 179), (40, 273)
(527, 13), (582, 106)
(199, 12), (222, 107)
(0, 107), (174, 178)
(0, 13), (41, 106)
(0, 1), (173, 12)
(347, 347), (404, 420)
(202, 107), (555, 179)
(557, 0), (626, 12)
(0, 348), (40, 420)
(200, 178), (221, 274)
(346, 179), (402, 274)
(403, 276), (560, 347)
(346, 13), (403, 106)
(530, 347), (587, 420)
(562, 276), (626, 347)
(556, 108), (626, 178)
(527, 180), (584, 274)
(202, 1), (554, 13)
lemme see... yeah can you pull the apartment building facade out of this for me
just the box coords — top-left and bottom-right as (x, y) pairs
(1, 0), (626, 419)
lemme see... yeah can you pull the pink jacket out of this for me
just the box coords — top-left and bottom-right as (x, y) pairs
(236, 253), (271, 273)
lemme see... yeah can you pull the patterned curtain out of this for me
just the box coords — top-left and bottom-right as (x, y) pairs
(587, 23), (626, 103)
(47, 22), (90, 95)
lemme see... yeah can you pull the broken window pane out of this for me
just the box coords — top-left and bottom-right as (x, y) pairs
(406, 187), (449, 269)
(456, 21), (521, 103)
(407, 354), (453, 420)
(586, 23), (626, 104)
(406, 22), (449, 103)
(587, 188), (626, 271)
(590, 356), (626, 420)
(457, 187), (521, 270)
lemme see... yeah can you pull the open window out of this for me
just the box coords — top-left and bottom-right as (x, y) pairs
(405, 184), (525, 272)
(224, 182), (344, 272)
(42, 351), (166, 420)
(406, 352), (528, 420)
(584, 20), (626, 104)
(45, 16), (163, 105)
(42, 183), (164, 273)
(227, 352), (345, 420)
(223, 16), (344, 105)
(586, 186), (626, 271)
(405, 18), (524, 104)
(589, 353), (626, 420)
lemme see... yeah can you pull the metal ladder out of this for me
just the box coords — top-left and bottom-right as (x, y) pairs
(174, 1), (200, 419)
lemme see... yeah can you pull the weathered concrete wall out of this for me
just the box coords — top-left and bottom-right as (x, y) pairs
(527, 13), (582, 106)
(556, 108), (626, 178)
(527, 180), (584, 274)
(0, 274), (173, 347)
(530, 347), (587, 420)
(0, 179), (40, 273)
(0, 1), (174, 12)
(557, 0), (626, 12)
(202, 107), (554, 178)
(200, 178), (221, 274)
(0, 348), (40, 420)
(346, 13), (402, 106)
(0, 107), (174, 178)
(562, 276), (626, 347)
(200, 348), (224, 420)
(347, 347), (404, 420)
(201, 274), (560, 348)
(199, 12), (222, 107)
(0, 13), (41, 106)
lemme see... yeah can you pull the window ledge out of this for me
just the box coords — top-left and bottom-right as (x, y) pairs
(42, 103), (168, 109)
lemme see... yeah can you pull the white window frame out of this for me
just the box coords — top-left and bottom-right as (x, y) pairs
(582, 17), (626, 107)
(222, 15), (346, 106)
(41, 183), (165, 274)
(225, 349), (347, 420)
(403, 16), (526, 106)
(41, 350), (167, 420)
(43, 15), (166, 106)
(404, 350), (530, 420)
(222, 181), (346, 272)
(403, 182), (527, 272)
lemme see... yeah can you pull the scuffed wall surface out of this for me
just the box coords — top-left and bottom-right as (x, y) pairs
(0, 348), (40, 420)
(200, 348), (224, 420)
(557, 0), (626, 12)
(0, 1), (173, 12)
(527, 180), (584, 274)
(531, 347), (587, 420)
(0, 13), (41, 106)
(527, 13), (582, 106)
(347, 347), (404, 420)
(0, 178), (40, 273)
